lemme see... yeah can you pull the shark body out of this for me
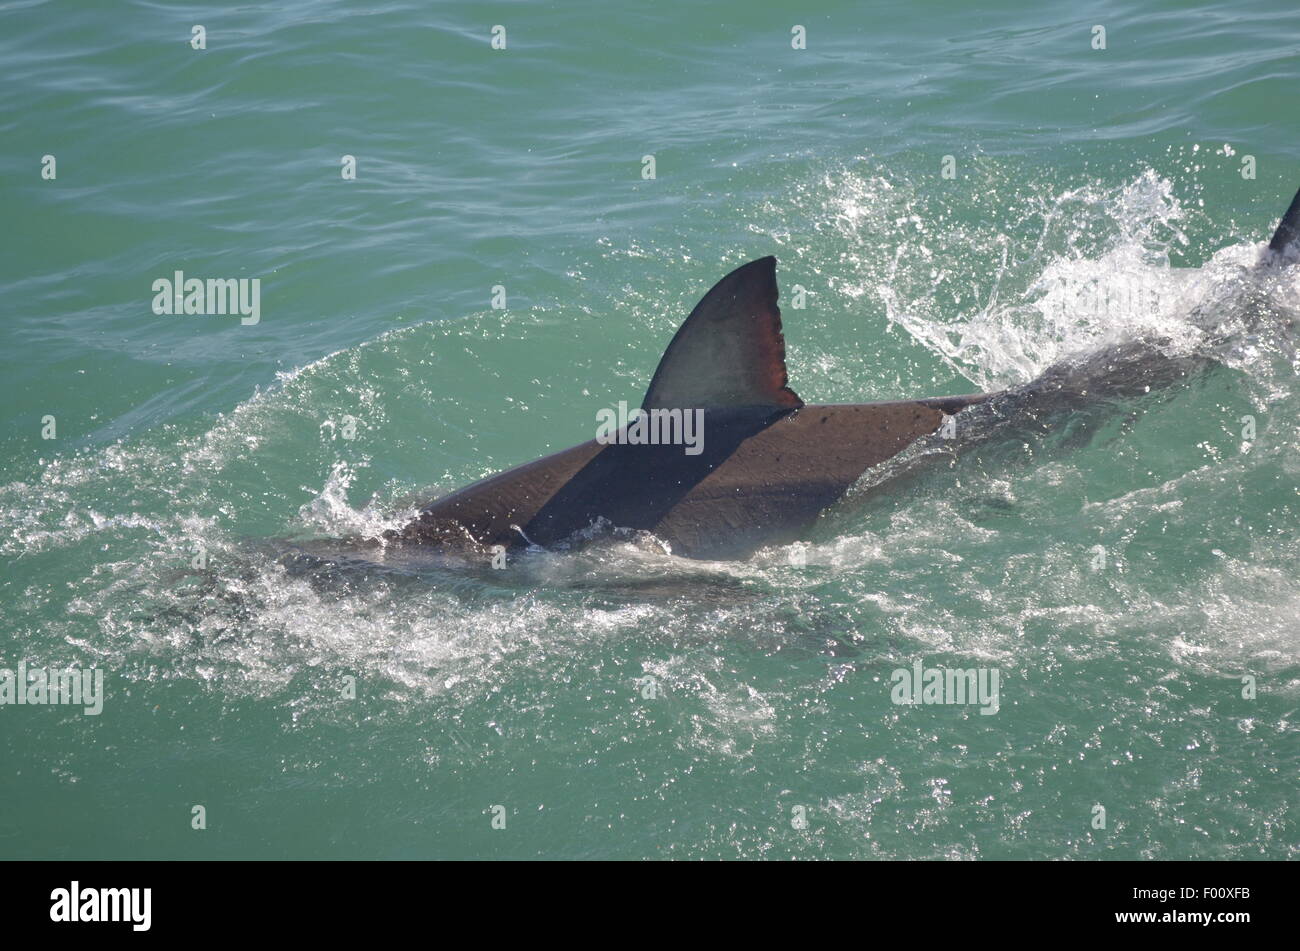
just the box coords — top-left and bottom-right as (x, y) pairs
(365, 186), (1300, 562)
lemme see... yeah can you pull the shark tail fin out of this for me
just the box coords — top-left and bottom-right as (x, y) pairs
(642, 256), (803, 413)
(1265, 185), (1300, 262)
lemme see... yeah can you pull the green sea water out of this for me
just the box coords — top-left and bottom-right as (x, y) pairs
(1, 0), (1297, 859)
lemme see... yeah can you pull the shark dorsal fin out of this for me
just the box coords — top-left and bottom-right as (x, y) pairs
(1267, 185), (1300, 259)
(642, 256), (803, 412)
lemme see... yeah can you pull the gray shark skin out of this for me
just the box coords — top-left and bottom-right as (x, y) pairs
(325, 186), (1300, 563)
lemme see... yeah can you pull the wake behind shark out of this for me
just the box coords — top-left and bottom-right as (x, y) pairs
(329, 186), (1300, 563)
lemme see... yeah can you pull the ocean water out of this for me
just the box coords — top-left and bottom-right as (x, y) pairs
(1, 0), (1297, 859)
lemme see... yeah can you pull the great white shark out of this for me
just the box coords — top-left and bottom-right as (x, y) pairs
(307, 186), (1300, 565)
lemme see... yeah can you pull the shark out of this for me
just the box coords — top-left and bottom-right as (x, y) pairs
(316, 185), (1300, 564)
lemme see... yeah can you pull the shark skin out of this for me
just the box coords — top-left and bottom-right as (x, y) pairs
(366, 185), (1300, 563)
(390, 396), (989, 560)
